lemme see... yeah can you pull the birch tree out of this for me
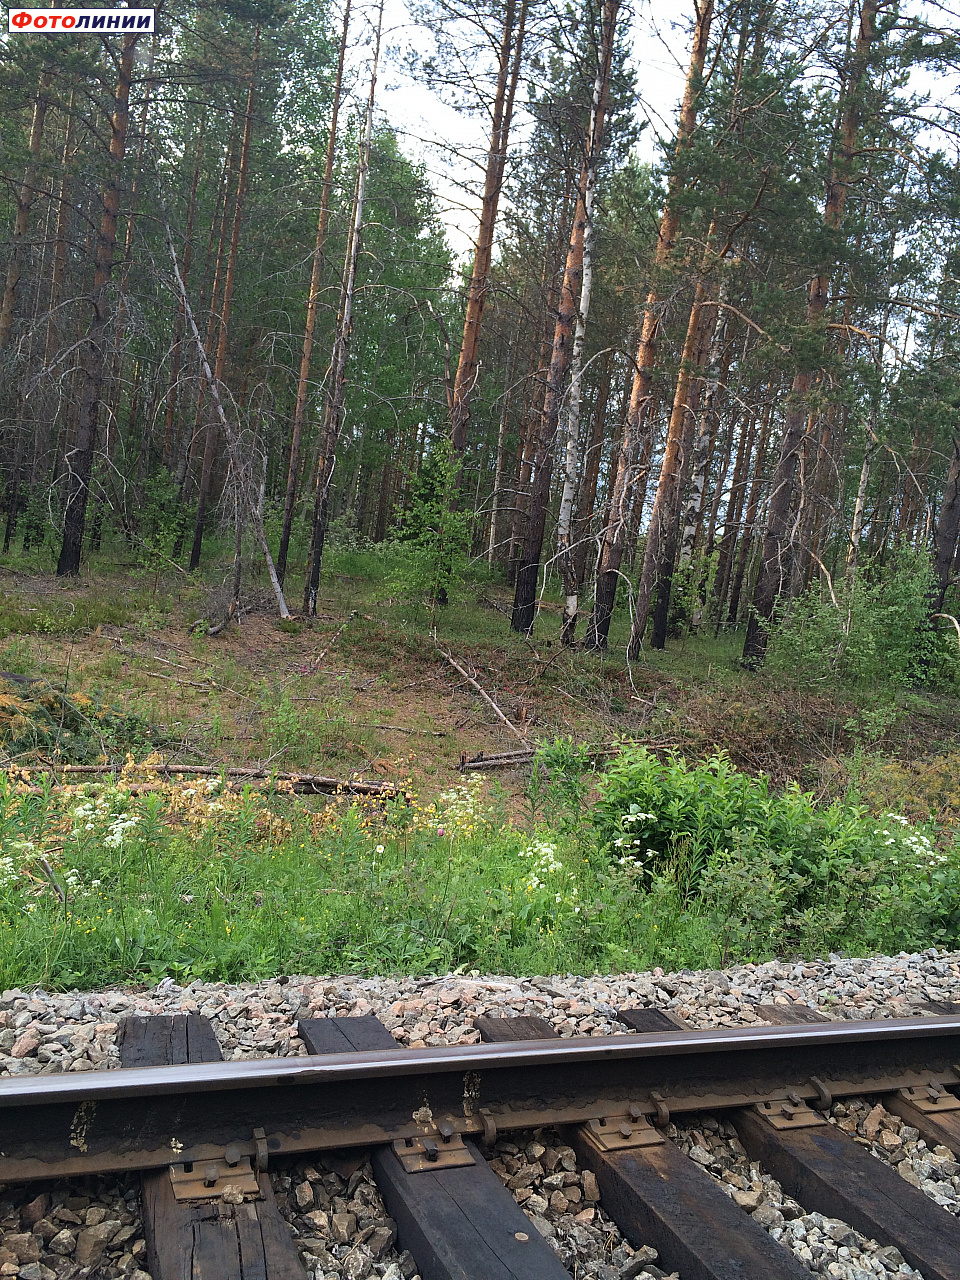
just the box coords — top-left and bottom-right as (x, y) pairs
(511, 0), (620, 635)
(303, 0), (385, 615)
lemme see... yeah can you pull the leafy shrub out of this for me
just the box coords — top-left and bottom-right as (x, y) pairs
(389, 442), (471, 616)
(592, 743), (957, 900)
(593, 746), (828, 874)
(765, 547), (958, 690)
(525, 736), (592, 830)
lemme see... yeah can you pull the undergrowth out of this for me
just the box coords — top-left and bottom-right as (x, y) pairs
(0, 747), (957, 989)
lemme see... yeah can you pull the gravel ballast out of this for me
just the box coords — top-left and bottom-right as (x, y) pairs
(0, 948), (958, 1278)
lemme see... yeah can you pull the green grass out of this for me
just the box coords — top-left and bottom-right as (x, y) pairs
(1, 751), (958, 990)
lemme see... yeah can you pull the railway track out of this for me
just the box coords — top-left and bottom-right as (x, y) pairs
(0, 1002), (959, 1279)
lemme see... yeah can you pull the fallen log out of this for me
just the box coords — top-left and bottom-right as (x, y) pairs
(9, 763), (400, 798)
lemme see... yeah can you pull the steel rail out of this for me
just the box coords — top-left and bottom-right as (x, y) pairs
(0, 1015), (958, 1107)
(1, 1015), (959, 1182)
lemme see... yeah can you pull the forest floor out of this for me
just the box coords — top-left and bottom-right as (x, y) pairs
(1, 547), (960, 984)
(2, 547), (960, 819)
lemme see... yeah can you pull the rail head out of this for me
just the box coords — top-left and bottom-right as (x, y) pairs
(0, 1015), (958, 1107)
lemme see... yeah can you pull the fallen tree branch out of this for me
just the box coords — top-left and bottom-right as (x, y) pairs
(459, 749), (534, 771)
(38, 857), (66, 904)
(358, 724), (447, 736)
(16, 763), (400, 797)
(308, 612), (354, 672)
(159, 187), (290, 622)
(438, 649), (529, 744)
(141, 670), (257, 703)
(931, 613), (960, 653)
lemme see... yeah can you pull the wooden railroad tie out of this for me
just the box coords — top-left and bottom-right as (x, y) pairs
(19, 1000), (960, 1280)
(748, 1000), (960, 1280)
(297, 1015), (570, 1280)
(475, 1011), (809, 1280)
(118, 1013), (307, 1280)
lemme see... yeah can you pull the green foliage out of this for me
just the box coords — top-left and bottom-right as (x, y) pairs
(525, 736), (592, 831)
(389, 442), (472, 621)
(765, 548), (958, 691)
(135, 471), (188, 581)
(593, 746), (827, 874)
(0, 748), (956, 989)
(591, 742), (959, 930)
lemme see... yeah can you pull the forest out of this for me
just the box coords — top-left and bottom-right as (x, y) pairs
(0, 0), (958, 672)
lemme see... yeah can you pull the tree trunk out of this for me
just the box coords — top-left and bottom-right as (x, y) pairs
(557, 0), (619, 645)
(727, 395), (773, 623)
(637, 278), (719, 654)
(512, 0), (619, 635)
(571, 357), (612, 589)
(56, 35), (138, 576)
(276, 0), (351, 585)
(188, 32), (259, 572)
(487, 338), (518, 566)
(303, 0), (383, 615)
(586, 0), (714, 649)
(845, 420), (876, 586)
(678, 321), (731, 566)
(933, 434), (960, 613)
(450, 0), (528, 456)
(743, 0), (878, 665)
(711, 402), (757, 621)
(0, 72), (51, 353)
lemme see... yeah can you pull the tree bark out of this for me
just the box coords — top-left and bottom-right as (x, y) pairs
(487, 337), (518, 566)
(450, 0), (528, 456)
(586, 0), (714, 649)
(727, 399), (773, 623)
(557, 0), (619, 645)
(845, 419), (876, 586)
(571, 356), (612, 589)
(56, 35), (138, 576)
(0, 71), (51, 353)
(303, 0), (384, 615)
(933, 434), (960, 613)
(710, 400), (757, 621)
(276, 0), (351, 585)
(634, 275), (719, 654)
(742, 0), (878, 664)
(512, 0), (619, 635)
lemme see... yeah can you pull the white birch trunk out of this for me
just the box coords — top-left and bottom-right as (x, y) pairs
(678, 378), (717, 567)
(557, 13), (614, 645)
(160, 198), (291, 620)
(488, 354), (515, 566)
(845, 420), (876, 587)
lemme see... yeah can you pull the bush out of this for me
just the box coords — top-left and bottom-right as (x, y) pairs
(592, 743), (959, 909)
(765, 548), (958, 691)
(593, 746), (828, 875)
(0, 754), (957, 986)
